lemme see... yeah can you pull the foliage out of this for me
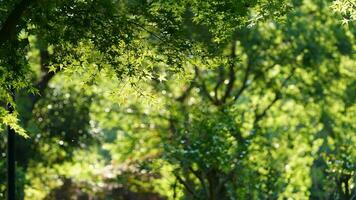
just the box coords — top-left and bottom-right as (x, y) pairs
(331, 0), (356, 24)
(0, 0), (355, 200)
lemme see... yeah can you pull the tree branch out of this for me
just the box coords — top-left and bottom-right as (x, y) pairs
(188, 167), (209, 197)
(175, 174), (199, 199)
(29, 50), (56, 107)
(233, 59), (252, 101)
(194, 66), (219, 105)
(213, 66), (225, 102)
(0, 0), (35, 45)
(254, 93), (281, 126)
(253, 67), (296, 127)
(220, 41), (237, 104)
(176, 83), (194, 102)
(176, 72), (198, 102)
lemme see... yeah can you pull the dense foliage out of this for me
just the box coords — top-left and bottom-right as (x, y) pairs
(0, 0), (355, 199)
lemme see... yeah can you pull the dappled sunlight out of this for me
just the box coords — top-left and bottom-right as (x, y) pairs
(0, 0), (355, 199)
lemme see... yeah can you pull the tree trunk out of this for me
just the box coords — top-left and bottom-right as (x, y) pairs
(7, 91), (16, 200)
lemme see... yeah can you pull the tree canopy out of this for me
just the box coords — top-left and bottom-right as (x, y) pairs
(0, 0), (355, 199)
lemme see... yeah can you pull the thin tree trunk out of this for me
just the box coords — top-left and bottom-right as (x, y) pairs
(7, 90), (16, 200)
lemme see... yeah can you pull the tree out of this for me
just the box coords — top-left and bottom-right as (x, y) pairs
(99, 0), (355, 199)
(1, 0), (355, 199)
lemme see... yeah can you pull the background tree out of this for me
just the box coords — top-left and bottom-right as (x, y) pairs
(0, 0), (355, 200)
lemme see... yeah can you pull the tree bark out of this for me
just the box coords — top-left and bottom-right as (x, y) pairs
(7, 90), (16, 200)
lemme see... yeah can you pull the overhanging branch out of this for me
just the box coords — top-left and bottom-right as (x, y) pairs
(0, 0), (35, 45)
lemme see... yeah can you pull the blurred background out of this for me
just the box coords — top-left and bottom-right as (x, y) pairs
(0, 0), (355, 199)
